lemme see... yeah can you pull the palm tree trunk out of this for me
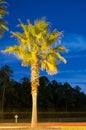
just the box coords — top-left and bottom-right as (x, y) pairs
(31, 60), (39, 127)
(31, 92), (37, 127)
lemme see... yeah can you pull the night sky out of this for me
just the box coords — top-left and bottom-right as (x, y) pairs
(0, 0), (86, 92)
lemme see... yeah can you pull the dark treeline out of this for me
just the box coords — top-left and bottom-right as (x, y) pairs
(0, 65), (86, 112)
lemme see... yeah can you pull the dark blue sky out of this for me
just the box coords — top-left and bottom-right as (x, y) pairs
(0, 0), (86, 92)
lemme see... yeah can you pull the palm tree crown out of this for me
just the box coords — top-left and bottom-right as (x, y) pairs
(3, 19), (67, 74)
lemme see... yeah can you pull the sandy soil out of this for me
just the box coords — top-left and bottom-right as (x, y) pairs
(0, 123), (86, 130)
(0, 123), (61, 130)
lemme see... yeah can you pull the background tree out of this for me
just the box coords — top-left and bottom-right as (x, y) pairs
(63, 82), (76, 111)
(20, 77), (31, 111)
(0, 0), (8, 37)
(38, 76), (50, 111)
(0, 68), (86, 119)
(3, 18), (67, 127)
(4, 79), (21, 111)
(0, 65), (13, 116)
(50, 80), (62, 111)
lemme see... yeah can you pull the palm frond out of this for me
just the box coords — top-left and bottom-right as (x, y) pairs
(11, 32), (26, 45)
(0, 8), (8, 16)
(3, 45), (20, 53)
(41, 60), (58, 75)
(0, 0), (7, 4)
(19, 23), (30, 39)
(28, 23), (36, 37)
(35, 18), (48, 32)
(0, 0), (8, 36)
(3, 45), (33, 66)
(0, 24), (8, 30)
(47, 54), (57, 64)
(47, 30), (61, 45)
(54, 52), (67, 63)
(0, 19), (7, 24)
(3, 45), (24, 59)
(53, 45), (68, 52)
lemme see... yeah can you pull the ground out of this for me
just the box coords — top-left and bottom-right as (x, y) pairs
(0, 123), (86, 130)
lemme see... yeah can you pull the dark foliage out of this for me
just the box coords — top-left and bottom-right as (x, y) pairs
(0, 65), (86, 112)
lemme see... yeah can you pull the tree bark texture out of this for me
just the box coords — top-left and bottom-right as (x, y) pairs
(31, 60), (39, 127)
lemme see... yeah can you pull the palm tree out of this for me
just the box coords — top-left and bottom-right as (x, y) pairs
(0, 0), (8, 37)
(3, 18), (67, 127)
